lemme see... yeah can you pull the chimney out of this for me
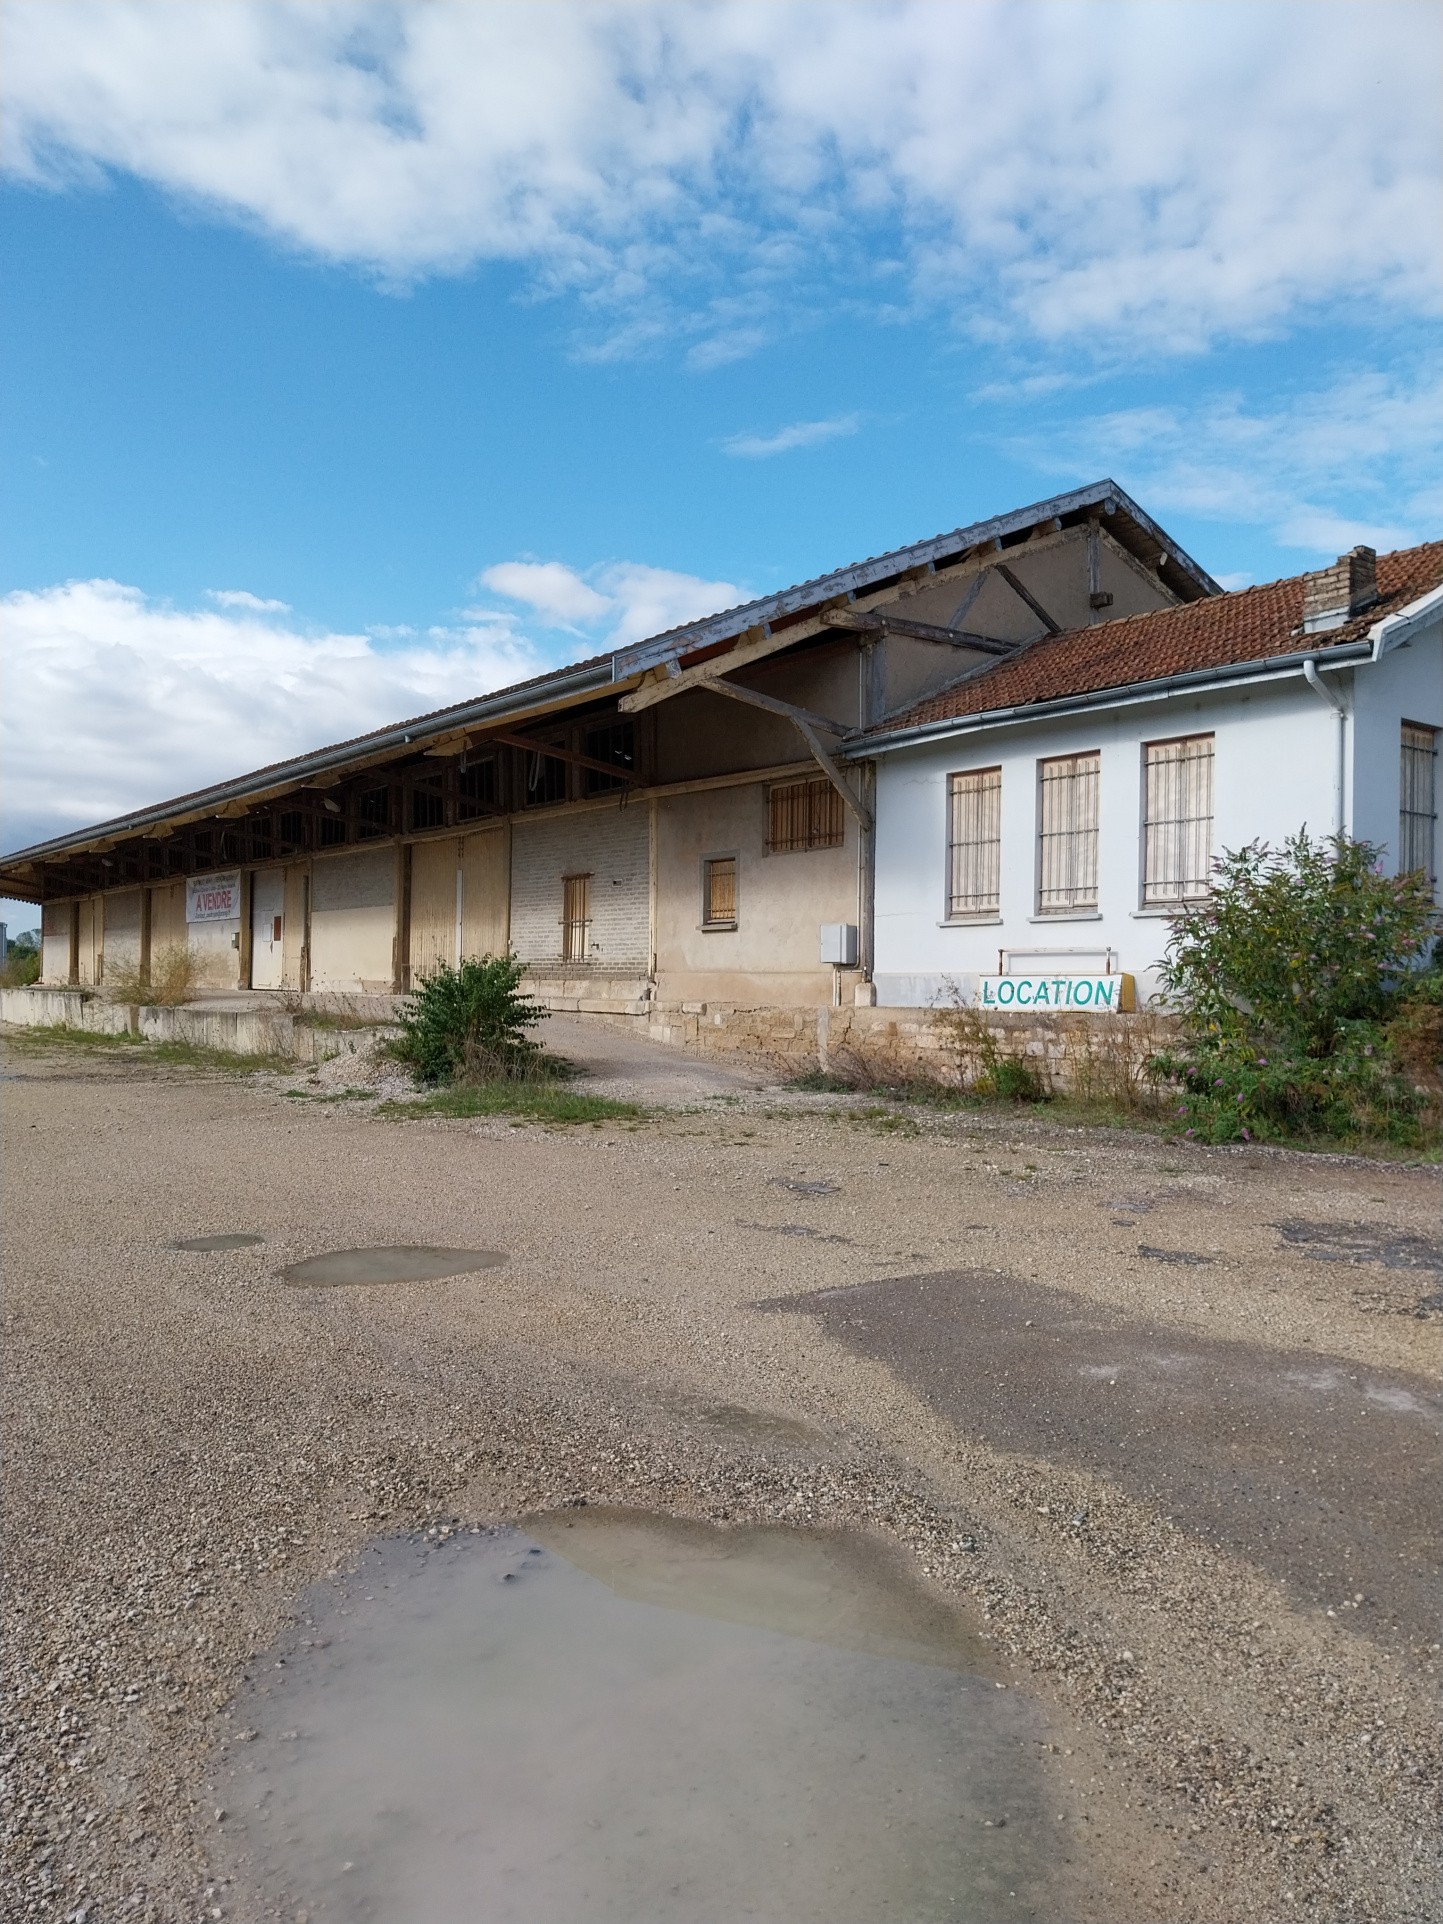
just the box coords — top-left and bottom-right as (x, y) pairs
(1302, 546), (1377, 634)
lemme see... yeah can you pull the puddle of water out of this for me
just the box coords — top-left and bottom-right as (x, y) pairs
(280, 1246), (506, 1287)
(217, 1511), (1080, 1923)
(693, 1402), (828, 1451)
(174, 1233), (265, 1251)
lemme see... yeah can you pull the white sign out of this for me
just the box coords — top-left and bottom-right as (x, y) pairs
(186, 871), (242, 923)
(977, 973), (1133, 1012)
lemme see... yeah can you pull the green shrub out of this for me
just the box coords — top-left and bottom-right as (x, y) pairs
(1, 946), (41, 989)
(392, 954), (542, 1084)
(1152, 833), (1440, 1145)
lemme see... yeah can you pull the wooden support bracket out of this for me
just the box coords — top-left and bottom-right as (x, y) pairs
(701, 680), (872, 831)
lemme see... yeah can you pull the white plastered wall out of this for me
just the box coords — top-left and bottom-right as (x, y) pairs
(872, 676), (1340, 1008)
(1350, 617), (1443, 888)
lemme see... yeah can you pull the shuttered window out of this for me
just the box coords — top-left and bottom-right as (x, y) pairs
(946, 768), (1002, 918)
(767, 778), (845, 853)
(702, 856), (738, 928)
(561, 874), (590, 962)
(1142, 735), (1214, 906)
(1037, 752), (1100, 913)
(1400, 722), (1438, 883)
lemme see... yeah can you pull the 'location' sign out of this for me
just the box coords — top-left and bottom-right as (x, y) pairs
(186, 871), (242, 923)
(976, 973), (1133, 1012)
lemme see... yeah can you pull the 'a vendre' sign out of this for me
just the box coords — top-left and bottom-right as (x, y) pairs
(186, 871), (242, 923)
(976, 973), (1134, 1012)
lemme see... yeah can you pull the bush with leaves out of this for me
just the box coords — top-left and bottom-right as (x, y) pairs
(393, 953), (543, 1084)
(1152, 832), (1440, 1144)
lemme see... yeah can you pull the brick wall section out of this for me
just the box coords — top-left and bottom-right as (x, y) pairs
(510, 806), (650, 970)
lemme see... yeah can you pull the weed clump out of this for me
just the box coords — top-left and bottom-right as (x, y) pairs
(103, 944), (204, 1007)
(392, 954), (543, 1084)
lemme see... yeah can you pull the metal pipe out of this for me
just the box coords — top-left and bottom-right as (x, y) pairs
(1302, 658), (1348, 835)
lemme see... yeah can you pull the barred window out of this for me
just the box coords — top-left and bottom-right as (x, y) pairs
(457, 756), (497, 820)
(1142, 735), (1214, 906)
(767, 777), (844, 853)
(702, 856), (738, 928)
(584, 721), (635, 796)
(946, 767), (1001, 918)
(1400, 722), (1438, 883)
(562, 873), (590, 962)
(1037, 751), (1100, 913)
(410, 778), (445, 832)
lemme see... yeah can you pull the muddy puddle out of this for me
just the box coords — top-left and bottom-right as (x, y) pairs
(280, 1246), (506, 1287)
(215, 1511), (1084, 1922)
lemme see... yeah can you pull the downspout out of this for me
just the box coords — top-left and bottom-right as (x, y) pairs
(1302, 658), (1348, 836)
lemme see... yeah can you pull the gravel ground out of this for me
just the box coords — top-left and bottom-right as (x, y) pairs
(1, 1027), (1440, 1924)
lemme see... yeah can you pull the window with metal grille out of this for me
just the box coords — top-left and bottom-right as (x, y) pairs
(457, 757), (497, 819)
(1037, 751), (1100, 913)
(766, 778), (845, 853)
(318, 812), (348, 847)
(562, 873), (590, 962)
(410, 779), (445, 831)
(1142, 735), (1214, 906)
(523, 747), (568, 807)
(584, 721), (635, 796)
(1400, 722), (1438, 883)
(946, 767), (1001, 918)
(702, 855), (738, 928)
(358, 787), (390, 839)
(277, 810), (306, 851)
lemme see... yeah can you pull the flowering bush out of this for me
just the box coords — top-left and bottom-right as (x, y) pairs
(1151, 833), (1440, 1144)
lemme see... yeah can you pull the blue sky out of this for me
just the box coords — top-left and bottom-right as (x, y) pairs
(2, 0), (1440, 927)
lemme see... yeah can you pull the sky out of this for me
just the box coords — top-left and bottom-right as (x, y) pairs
(2, 0), (1441, 930)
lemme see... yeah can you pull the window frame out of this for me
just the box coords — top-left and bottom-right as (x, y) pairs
(700, 852), (739, 931)
(1139, 732), (1215, 910)
(944, 765), (1003, 923)
(1035, 749), (1101, 916)
(561, 872), (591, 963)
(1400, 720), (1439, 887)
(765, 776), (846, 854)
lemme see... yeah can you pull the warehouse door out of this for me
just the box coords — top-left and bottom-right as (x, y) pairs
(250, 867), (286, 989)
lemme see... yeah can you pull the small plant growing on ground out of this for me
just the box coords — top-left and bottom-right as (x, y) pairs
(104, 943), (203, 1007)
(392, 954), (543, 1084)
(1152, 832), (1440, 1145)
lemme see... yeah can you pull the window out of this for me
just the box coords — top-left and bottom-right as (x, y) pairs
(1037, 751), (1100, 913)
(946, 767), (1002, 918)
(584, 721), (635, 796)
(562, 873), (590, 962)
(457, 757), (497, 820)
(410, 778), (446, 832)
(766, 777), (844, 853)
(1142, 735), (1214, 906)
(1400, 722), (1438, 883)
(523, 747), (568, 807)
(318, 812), (348, 847)
(702, 855), (738, 929)
(358, 787), (390, 839)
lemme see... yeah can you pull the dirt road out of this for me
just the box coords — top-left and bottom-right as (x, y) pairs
(2, 1030), (1439, 1922)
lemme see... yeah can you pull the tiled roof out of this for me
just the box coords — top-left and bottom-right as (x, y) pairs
(875, 541), (1443, 736)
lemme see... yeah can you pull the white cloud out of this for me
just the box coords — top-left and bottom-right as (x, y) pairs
(722, 415), (860, 459)
(207, 587), (291, 612)
(1017, 365), (1443, 558)
(480, 558), (744, 645)
(0, 579), (543, 853)
(3, 2), (1437, 355)
(479, 561), (611, 629)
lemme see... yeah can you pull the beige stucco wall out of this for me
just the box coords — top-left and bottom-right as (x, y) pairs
(309, 847), (396, 992)
(654, 780), (858, 1004)
(282, 864), (310, 989)
(41, 901), (73, 985)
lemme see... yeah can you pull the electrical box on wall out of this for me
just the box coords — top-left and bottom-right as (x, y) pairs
(819, 922), (858, 966)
